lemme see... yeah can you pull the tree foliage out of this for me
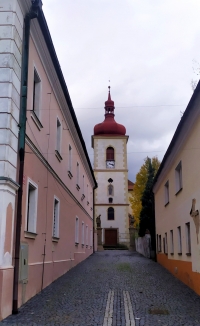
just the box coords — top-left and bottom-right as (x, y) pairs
(130, 156), (160, 229)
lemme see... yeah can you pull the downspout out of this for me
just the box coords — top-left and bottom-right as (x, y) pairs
(12, 0), (42, 314)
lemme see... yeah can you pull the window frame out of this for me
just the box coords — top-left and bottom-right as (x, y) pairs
(82, 221), (85, 246)
(25, 178), (38, 234)
(177, 226), (182, 254)
(164, 180), (169, 206)
(170, 230), (174, 254)
(86, 225), (88, 247)
(75, 216), (79, 244)
(175, 161), (182, 194)
(185, 222), (191, 255)
(52, 196), (60, 239)
(32, 68), (41, 118)
(107, 207), (115, 220)
(106, 147), (114, 160)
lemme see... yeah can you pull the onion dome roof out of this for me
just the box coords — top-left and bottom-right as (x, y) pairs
(94, 87), (126, 136)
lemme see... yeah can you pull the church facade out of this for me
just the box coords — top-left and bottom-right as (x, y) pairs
(92, 88), (130, 247)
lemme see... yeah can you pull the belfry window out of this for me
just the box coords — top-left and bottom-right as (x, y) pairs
(108, 184), (113, 196)
(108, 207), (114, 220)
(106, 147), (114, 160)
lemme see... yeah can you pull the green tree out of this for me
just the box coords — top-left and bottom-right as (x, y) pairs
(130, 156), (160, 229)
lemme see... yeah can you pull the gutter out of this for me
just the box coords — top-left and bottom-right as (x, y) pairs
(12, 0), (42, 314)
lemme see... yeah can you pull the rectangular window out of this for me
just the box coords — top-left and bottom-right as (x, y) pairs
(82, 222), (84, 245)
(170, 230), (174, 254)
(56, 118), (61, 153)
(86, 225), (88, 246)
(76, 162), (80, 185)
(163, 237), (165, 253)
(26, 180), (38, 233)
(68, 145), (72, 172)
(53, 197), (60, 238)
(185, 222), (191, 254)
(175, 161), (182, 193)
(164, 181), (169, 205)
(33, 68), (41, 117)
(159, 235), (162, 252)
(90, 229), (93, 247)
(165, 232), (168, 254)
(177, 226), (182, 254)
(75, 216), (79, 244)
(82, 175), (84, 194)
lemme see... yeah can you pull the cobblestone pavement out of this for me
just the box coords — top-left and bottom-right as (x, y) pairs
(1, 251), (200, 326)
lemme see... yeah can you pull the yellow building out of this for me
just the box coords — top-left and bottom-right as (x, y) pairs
(153, 84), (200, 295)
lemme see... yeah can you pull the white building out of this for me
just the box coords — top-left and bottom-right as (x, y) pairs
(92, 88), (130, 247)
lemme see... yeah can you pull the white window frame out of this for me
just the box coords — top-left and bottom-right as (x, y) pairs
(165, 232), (168, 254)
(68, 145), (72, 172)
(76, 162), (80, 185)
(86, 225), (88, 247)
(175, 161), (182, 194)
(177, 226), (182, 254)
(82, 221), (85, 245)
(164, 181), (169, 205)
(32, 68), (41, 118)
(170, 230), (174, 254)
(75, 216), (79, 244)
(25, 178), (38, 234)
(56, 118), (62, 154)
(53, 196), (60, 238)
(185, 222), (191, 255)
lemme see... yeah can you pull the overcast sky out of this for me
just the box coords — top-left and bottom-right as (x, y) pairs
(42, 0), (200, 182)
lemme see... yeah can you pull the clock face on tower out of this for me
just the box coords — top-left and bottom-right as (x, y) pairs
(106, 160), (115, 168)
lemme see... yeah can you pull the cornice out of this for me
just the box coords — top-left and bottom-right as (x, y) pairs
(25, 136), (93, 221)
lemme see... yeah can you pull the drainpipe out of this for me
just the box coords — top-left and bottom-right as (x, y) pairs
(12, 0), (42, 314)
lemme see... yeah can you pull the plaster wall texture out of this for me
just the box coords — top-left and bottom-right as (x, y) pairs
(26, 37), (94, 214)
(154, 108), (200, 281)
(0, 0), (23, 319)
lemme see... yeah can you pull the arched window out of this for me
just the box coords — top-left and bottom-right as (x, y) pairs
(108, 207), (114, 220)
(108, 184), (113, 196)
(106, 147), (114, 160)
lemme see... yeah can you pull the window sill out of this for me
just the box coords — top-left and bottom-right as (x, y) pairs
(186, 253), (191, 256)
(24, 231), (37, 239)
(31, 111), (43, 131)
(68, 171), (73, 179)
(52, 237), (60, 243)
(178, 252), (182, 256)
(76, 184), (80, 191)
(175, 188), (183, 196)
(165, 201), (169, 207)
(55, 150), (63, 162)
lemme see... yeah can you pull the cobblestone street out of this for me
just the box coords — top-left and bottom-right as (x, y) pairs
(1, 251), (200, 326)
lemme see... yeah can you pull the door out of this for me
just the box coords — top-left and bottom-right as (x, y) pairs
(105, 229), (117, 246)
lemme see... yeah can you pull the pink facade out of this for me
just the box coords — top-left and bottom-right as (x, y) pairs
(0, 0), (96, 320)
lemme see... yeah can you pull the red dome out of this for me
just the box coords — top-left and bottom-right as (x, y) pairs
(94, 87), (126, 136)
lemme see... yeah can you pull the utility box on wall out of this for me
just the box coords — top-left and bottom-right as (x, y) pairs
(19, 243), (29, 281)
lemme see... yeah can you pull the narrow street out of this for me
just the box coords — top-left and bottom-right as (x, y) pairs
(1, 251), (200, 326)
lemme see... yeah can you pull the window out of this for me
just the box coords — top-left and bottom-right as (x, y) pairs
(87, 184), (89, 205)
(26, 179), (38, 233)
(82, 175), (85, 198)
(170, 230), (174, 254)
(76, 162), (80, 186)
(106, 147), (114, 160)
(90, 229), (93, 247)
(108, 207), (114, 220)
(108, 197), (113, 203)
(108, 184), (114, 196)
(68, 145), (72, 173)
(165, 232), (168, 254)
(86, 225), (88, 246)
(158, 235), (162, 252)
(56, 118), (61, 153)
(53, 197), (60, 238)
(82, 222), (84, 245)
(33, 68), (41, 118)
(175, 161), (182, 193)
(185, 222), (191, 255)
(163, 237), (165, 253)
(177, 226), (182, 254)
(164, 181), (169, 205)
(75, 216), (79, 244)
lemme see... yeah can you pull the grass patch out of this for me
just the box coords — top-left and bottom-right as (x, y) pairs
(149, 308), (169, 315)
(116, 262), (132, 272)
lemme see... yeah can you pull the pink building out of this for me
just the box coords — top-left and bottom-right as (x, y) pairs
(0, 0), (97, 320)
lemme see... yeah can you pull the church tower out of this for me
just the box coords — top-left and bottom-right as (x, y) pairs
(92, 87), (129, 247)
